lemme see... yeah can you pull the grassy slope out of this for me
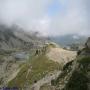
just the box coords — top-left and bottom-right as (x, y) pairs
(8, 55), (60, 88)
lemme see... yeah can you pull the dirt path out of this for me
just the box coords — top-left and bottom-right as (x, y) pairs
(47, 48), (76, 64)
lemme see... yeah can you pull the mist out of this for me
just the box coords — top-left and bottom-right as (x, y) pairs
(0, 0), (89, 36)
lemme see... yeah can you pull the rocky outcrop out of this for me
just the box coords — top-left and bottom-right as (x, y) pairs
(49, 38), (90, 90)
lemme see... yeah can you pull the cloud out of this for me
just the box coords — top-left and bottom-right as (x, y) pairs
(0, 0), (89, 36)
(48, 0), (88, 36)
(0, 0), (48, 23)
(30, 16), (51, 36)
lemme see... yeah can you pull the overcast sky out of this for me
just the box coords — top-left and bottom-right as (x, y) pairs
(0, 0), (89, 36)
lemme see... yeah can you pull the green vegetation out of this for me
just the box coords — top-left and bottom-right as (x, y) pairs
(8, 55), (60, 88)
(65, 56), (90, 90)
(51, 55), (90, 90)
(64, 56), (90, 90)
(78, 56), (90, 65)
(77, 56), (90, 73)
(82, 47), (90, 52)
(65, 70), (88, 90)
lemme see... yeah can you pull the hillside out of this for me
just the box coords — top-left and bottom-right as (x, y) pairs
(7, 55), (60, 89)
(41, 37), (90, 90)
(5, 43), (76, 90)
(0, 24), (85, 90)
(0, 24), (45, 50)
(0, 24), (48, 88)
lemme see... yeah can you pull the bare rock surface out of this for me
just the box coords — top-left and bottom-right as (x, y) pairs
(47, 48), (76, 65)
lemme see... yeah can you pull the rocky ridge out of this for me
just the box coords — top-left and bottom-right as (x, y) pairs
(48, 37), (90, 90)
(38, 37), (90, 90)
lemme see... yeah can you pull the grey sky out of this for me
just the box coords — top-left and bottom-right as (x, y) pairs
(0, 0), (89, 36)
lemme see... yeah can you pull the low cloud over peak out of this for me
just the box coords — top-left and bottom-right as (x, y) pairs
(0, 0), (89, 36)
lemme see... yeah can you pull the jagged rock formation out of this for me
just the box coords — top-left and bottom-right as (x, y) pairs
(50, 38), (90, 90)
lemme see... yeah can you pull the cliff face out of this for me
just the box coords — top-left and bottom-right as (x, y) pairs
(51, 37), (90, 90)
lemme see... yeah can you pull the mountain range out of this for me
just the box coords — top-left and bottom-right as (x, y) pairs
(0, 24), (46, 50)
(50, 34), (87, 47)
